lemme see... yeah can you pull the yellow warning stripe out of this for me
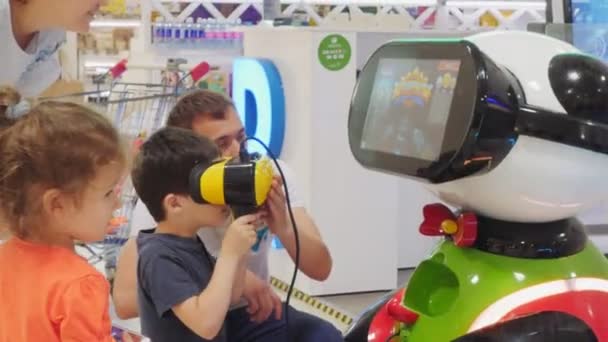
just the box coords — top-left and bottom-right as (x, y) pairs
(270, 276), (354, 326)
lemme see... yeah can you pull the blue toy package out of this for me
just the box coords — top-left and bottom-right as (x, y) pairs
(572, 0), (592, 23)
(571, 25), (608, 61)
(272, 235), (284, 250)
(252, 227), (269, 252)
(574, 0), (608, 23)
(570, 0), (608, 62)
(252, 227), (286, 251)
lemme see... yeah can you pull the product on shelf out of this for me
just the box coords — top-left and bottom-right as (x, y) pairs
(78, 29), (134, 55)
(195, 69), (230, 95)
(152, 17), (244, 50)
(479, 11), (514, 27)
(100, 0), (141, 18)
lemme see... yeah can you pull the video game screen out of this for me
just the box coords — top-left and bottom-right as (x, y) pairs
(360, 58), (461, 161)
(571, 0), (608, 61)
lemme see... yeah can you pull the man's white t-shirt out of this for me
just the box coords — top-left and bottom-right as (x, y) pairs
(129, 160), (305, 308)
(0, 0), (65, 98)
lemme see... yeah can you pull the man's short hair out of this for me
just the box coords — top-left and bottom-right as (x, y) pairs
(166, 90), (235, 130)
(131, 126), (219, 222)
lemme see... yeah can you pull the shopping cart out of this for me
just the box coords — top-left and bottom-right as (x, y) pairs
(43, 58), (214, 281)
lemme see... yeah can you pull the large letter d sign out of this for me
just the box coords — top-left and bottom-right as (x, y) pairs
(232, 58), (285, 157)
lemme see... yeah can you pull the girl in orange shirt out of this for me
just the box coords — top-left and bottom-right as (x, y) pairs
(0, 87), (126, 341)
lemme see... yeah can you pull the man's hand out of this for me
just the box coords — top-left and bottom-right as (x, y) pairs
(262, 176), (290, 236)
(243, 272), (282, 323)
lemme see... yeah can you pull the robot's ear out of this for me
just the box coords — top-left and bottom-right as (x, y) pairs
(452, 311), (597, 342)
(549, 53), (608, 124)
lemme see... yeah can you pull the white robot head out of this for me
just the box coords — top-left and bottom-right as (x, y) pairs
(349, 31), (608, 222)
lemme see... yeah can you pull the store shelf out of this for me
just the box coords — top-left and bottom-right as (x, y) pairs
(145, 0), (437, 4)
(149, 44), (242, 56)
(143, 0), (547, 31)
(446, 0), (545, 8)
(82, 55), (127, 69)
(91, 18), (142, 28)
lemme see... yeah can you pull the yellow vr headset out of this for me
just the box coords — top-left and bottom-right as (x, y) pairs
(189, 154), (274, 216)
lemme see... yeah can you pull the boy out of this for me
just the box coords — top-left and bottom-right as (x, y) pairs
(114, 90), (342, 341)
(132, 126), (260, 341)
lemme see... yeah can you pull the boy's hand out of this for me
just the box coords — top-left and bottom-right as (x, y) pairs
(221, 214), (259, 258)
(261, 177), (289, 236)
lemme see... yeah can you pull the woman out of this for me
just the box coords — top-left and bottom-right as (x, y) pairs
(1, 0), (106, 98)
(0, 0), (106, 239)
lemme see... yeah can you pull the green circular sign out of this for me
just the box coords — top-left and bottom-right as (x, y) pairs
(318, 34), (352, 71)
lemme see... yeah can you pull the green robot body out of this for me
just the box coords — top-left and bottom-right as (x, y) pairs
(400, 240), (608, 340)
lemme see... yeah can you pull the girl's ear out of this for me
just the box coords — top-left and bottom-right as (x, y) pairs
(41, 188), (73, 228)
(41, 188), (67, 218)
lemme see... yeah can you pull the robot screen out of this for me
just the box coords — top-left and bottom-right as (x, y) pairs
(360, 58), (461, 161)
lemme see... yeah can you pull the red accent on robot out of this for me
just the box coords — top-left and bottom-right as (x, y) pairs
(419, 203), (478, 247)
(368, 289), (419, 342)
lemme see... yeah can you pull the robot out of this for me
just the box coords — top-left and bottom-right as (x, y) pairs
(344, 31), (608, 341)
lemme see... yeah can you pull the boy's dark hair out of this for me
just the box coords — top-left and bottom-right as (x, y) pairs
(166, 90), (234, 129)
(132, 127), (220, 222)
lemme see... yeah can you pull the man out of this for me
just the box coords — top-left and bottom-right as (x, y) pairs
(112, 90), (342, 341)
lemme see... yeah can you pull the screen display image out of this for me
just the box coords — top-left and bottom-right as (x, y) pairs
(360, 58), (461, 161)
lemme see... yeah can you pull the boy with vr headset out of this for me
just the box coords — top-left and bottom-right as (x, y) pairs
(113, 90), (342, 341)
(132, 126), (261, 341)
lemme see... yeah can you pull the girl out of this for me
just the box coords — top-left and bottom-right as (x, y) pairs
(0, 87), (126, 341)
(1, 0), (107, 98)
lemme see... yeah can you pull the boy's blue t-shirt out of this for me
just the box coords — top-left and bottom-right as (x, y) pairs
(136, 229), (226, 342)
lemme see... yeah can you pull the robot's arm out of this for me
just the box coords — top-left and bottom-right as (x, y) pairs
(343, 288), (403, 342)
(452, 311), (597, 342)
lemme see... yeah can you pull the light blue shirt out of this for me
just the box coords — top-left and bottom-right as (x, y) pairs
(0, 0), (66, 98)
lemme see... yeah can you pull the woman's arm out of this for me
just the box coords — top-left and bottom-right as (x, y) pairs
(112, 238), (140, 319)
